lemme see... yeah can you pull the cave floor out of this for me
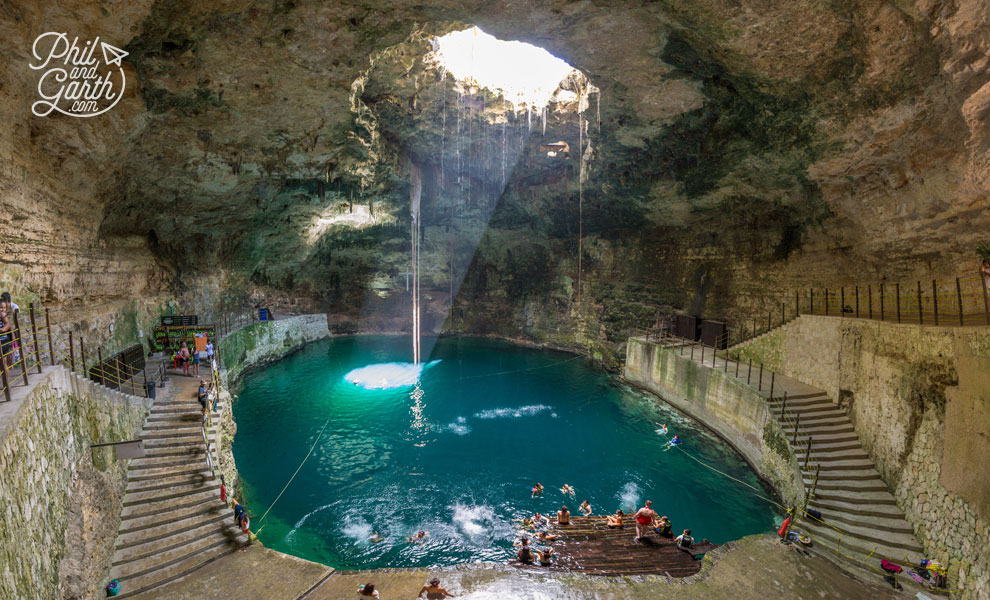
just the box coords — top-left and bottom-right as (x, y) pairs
(128, 534), (904, 599)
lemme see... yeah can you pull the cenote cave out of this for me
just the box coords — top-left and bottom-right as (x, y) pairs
(2, 2), (990, 600)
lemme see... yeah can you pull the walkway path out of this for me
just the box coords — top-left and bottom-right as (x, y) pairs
(108, 366), (245, 598)
(658, 339), (923, 572)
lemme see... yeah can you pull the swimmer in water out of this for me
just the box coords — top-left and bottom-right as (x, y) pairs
(369, 530), (384, 543)
(665, 435), (682, 450)
(531, 483), (544, 496)
(656, 423), (668, 435)
(560, 484), (575, 496)
(579, 500), (592, 516)
(407, 530), (429, 543)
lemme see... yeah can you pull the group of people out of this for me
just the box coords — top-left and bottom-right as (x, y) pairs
(631, 500), (698, 554)
(0, 292), (19, 370)
(174, 338), (214, 377)
(356, 577), (455, 599)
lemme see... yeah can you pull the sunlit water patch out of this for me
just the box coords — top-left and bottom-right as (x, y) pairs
(233, 336), (778, 569)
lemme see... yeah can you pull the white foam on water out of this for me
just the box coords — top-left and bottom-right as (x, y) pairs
(617, 481), (641, 512)
(446, 421), (472, 435)
(474, 404), (552, 420)
(344, 360), (441, 389)
(341, 515), (374, 543)
(451, 503), (497, 538)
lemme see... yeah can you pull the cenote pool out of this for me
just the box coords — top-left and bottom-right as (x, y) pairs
(232, 336), (779, 569)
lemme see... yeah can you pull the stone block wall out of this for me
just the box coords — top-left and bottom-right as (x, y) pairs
(624, 338), (805, 508)
(728, 315), (990, 599)
(0, 367), (151, 600)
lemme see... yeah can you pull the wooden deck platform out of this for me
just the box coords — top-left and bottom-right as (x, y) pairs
(511, 517), (717, 578)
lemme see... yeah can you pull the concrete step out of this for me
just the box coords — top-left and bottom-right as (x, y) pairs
(790, 431), (860, 444)
(801, 440), (865, 453)
(141, 427), (203, 439)
(803, 506), (917, 536)
(802, 478), (887, 492)
(796, 519), (922, 565)
(811, 487), (898, 505)
(112, 519), (242, 568)
(797, 512), (921, 552)
(114, 508), (230, 551)
(118, 501), (228, 535)
(112, 533), (245, 598)
(803, 449), (871, 462)
(126, 470), (214, 494)
(127, 463), (210, 482)
(800, 457), (876, 470)
(121, 488), (217, 520)
(146, 413), (205, 424)
(773, 405), (847, 419)
(128, 454), (205, 471)
(783, 422), (855, 435)
(768, 395), (832, 408)
(144, 420), (207, 431)
(143, 435), (202, 448)
(808, 497), (906, 519)
(123, 481), (216, 507)
(141, 445), (206, 459)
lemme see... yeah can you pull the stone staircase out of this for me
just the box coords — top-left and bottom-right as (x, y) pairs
(109, 383), (246, 598)
(770, 391), (924, 567)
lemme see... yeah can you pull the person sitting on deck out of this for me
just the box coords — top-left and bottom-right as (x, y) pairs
(579, 500), (592, 516)
(634, 500), (656, 542)
(606, 510), (624, 528)
(531, 483), (544, 496)
(516, 537), (534, 564)
(675, 528), (695, 553)
(535, 546), (556, 567)
(654, 515), (673, 538)
(418, 578), (455, 599)
(556, 506), (570, 526)
(357, 582), (380, 598)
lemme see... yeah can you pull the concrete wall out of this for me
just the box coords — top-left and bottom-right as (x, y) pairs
(732, 315), (990, 599)
(624, 338), (805, 508)
(214, 314), (331, 495)
(0, 367), (151, 600)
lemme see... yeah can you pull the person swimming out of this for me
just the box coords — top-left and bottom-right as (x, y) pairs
(656, 423), (668, 435)
(369, 530), (384, 543)
(579, 500), (592, 516)
(664, 435), (682, 450)
(531, 483), (544, 496)
(560, 484), (575, 496)
(407, 530), (429, 543)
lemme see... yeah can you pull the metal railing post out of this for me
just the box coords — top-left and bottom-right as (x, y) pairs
(896, 283), (901, 323)
(983, 276), (990, 325)
(825, 288), (829, 316)
(867, 285), (873, 319)
(956, 277), (965, 326)
(758, 363), (764, 390)
(97, 348), (103, 385)
(12, 311), (28, 385)
(747, 359), (752, 384)
(840, 287), (845, 316)
(792, 413), (800, 446)
(700, 344), (705, 365)
(29, 304), (42, 374)
(795, 290), (800, 317)
(769, 372), (775, 399)
(80, 338), (87, 379)
(855, 286), (859, 318)
(880, 283), (885, 321)
(932, 279), (939, 326)
(809, 288), (814, 314)
(805, 437), (812, 465)
(45, 309), (55, 366)
(734, 356), (740, 377)
(917, 281), (924, 325)
(0, 356), (10, 402)
(690, 343), (695, 360)
(69, 331), (75, 372)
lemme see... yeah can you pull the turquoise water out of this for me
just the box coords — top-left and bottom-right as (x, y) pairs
(232, 336), (778, 569)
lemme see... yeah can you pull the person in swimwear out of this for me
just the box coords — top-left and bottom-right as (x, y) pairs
(407, 530), (429, 543)
(654, 515), (673, 538)
(536, 530), (558, 543)
(557, 505), (570, 525)
(634, 500), (656, 542)
(665, 435), (682, 450)
(532, 512), (549, 528)
(515, 537), (534, 564)
(560, 484), (575, 495)
(656, 423), (668, 435)
(369, 530), (384, 543)
(535, 546), (555, 567)
(531, 483), (544, 496)
(606, 509), (625, 528)
(418, 577), (455, 599)
(579, 500), (592, 516)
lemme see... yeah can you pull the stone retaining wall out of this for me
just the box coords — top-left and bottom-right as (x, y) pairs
(0, 367), (151, 599)
(731, 315), (990, 599)
(623, 338), (805, 508)
(214, 314), (331, 496)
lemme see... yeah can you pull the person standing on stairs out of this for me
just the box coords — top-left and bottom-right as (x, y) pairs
(220, 475), (227, 504)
